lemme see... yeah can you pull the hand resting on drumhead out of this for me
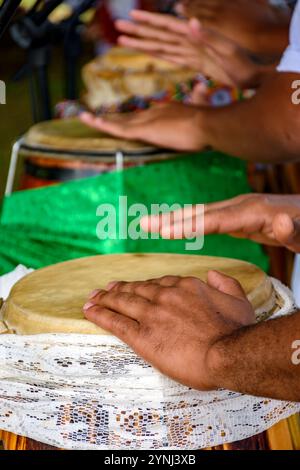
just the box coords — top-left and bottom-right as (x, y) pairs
(84, 271), (256, 391)
(83, 268), (300, 401)
(80, 71), (300, 162)
(179, 0), (290, 56)
(83, 192), (300, 401)
(80, 103), (206, 152)
(141, 193), (300, 253)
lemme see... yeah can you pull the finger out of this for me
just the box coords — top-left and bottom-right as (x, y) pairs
(118, 35), (189, 55)
(230, 231), (281, 246)
(273, 213), (300, 253)
(207, 270), (248, 301)
(204, 195), (254, 213)
(130, 10), (190, 35)
(115, 19), (183, 44)
(84, 306), (140, 342)
(80, 113), (137, 140)
(154, 52), (193, 68)
(85, 291), (150, 321)
(189, 82), (211, 106)
(184, 7), (217, 22)
(189, 18), (237, 56)
(81, 110), (140, 128)
(88, 288), (102, 300)
(150, 276), (181, 287)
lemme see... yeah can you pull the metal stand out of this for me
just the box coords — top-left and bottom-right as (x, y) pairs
(5, 137), (24, 196)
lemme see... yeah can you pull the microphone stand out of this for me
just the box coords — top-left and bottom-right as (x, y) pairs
(10, 0), (64, 122)
(0, 0), (22, 39)
(10, 0), (97, 123)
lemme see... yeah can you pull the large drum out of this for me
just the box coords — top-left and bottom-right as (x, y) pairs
(15, 118), (176, 190)
(0, 254), (299, 450)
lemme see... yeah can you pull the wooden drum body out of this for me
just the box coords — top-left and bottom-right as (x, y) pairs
(0, 254), (299, 450)
(18, 118), (176, 189)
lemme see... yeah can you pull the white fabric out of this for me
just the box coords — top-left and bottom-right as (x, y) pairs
(278, 0), (300, 72)
(108, 0), (138, 20)
(0, 269), (299, 450)
(277, 0), (300, 305)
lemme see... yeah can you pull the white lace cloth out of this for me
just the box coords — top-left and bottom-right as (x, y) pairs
(0, 268), (299, 450)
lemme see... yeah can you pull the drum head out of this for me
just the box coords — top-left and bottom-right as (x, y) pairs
(22, 118), (158, 156)
(3, 254), (273, 335)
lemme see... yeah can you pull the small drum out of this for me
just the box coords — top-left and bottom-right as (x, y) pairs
(0, 254), (299, 450)
(11, 118), (176, 191)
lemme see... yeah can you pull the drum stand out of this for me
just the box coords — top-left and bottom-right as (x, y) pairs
(4, 137), (24, 196)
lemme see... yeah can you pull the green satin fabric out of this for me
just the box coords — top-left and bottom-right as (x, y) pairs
(0, 151), (269, 275)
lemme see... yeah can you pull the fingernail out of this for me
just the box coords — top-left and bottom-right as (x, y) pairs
(83, 301), (95, 312)
(107, 281), (118, 290)
(89, 289), (101, 300)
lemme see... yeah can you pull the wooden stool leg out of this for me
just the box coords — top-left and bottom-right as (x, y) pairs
(223, 432), (269, 450)
(287, 414), (300, 450)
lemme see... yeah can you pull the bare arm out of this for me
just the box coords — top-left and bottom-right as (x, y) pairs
(81, 71), (300, 163)
(180, 0), (290, 56)
(82, 196), (300, 400)
(212, 311), (300, 401)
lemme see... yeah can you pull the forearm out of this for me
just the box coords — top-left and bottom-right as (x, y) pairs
(210, 311), (300, 401)
(250, 24), (289, 57)
(244, 63), (276, 89)
(201, 72), (300, 163)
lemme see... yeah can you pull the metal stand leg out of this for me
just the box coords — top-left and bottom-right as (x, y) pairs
(5, 138), (24, 196)
(116, 150), (124, 173)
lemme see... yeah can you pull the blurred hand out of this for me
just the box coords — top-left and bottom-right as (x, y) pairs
(116, 10), (262, 88)
(179, 0), (290, 54)
(83, 271), (255, 390)
(80, 102), (206, 151)
(141, 194), (300, 253)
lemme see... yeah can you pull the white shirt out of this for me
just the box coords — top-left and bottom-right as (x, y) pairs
(277, 0), (300, 306)
(277, 0), (300, 72)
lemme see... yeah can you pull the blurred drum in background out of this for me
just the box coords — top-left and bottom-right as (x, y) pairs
(16, 118), (177, 189)
(81, 47), (195, 113)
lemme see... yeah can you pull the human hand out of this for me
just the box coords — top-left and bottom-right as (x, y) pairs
(83, 271), (255, 390)
(80, 102), (206, 151)
(141, 194), (300, 253)
(116, 10), (262, 88)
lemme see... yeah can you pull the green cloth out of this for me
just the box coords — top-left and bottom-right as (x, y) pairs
(0, 151), (269, 274)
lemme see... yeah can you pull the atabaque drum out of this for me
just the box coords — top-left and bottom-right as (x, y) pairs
(19, 118), (176, 189)
(0, 254), (299, 450)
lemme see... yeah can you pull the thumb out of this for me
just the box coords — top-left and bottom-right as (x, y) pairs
(207, 270), (248, 300)
(188, 17), (203, 37)
(273, 213), (300, 253)
(140, 214), (161, 233)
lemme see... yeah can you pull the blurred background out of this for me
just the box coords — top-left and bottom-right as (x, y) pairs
(0, 0), (179, 200)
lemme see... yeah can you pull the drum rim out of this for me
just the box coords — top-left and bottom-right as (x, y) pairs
(20, 143), (176, 159)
